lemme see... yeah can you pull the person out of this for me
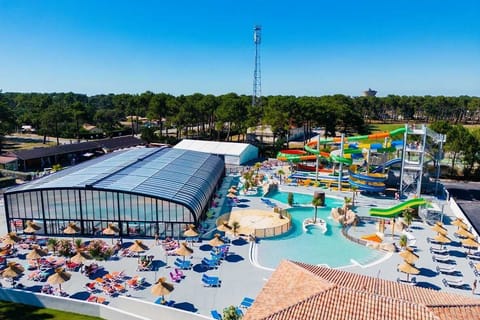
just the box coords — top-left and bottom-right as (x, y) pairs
(395, 192), (400, 201)
(473, 280), (477, 294)
(154, 232), (160, 246)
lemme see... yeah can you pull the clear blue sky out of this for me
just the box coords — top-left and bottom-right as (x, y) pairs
(0, 0), (479, 97)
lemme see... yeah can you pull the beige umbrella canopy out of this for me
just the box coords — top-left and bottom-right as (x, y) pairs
(475, 263), (480, 272)
(175, 242), (193, 261)
(226, 192), (237, 198)
(452, 218), (468, 229)
(398, 262), (420, 281)
(1, 262), (24, 279)
(26, 245), (48, 261)
(209, 234), (225, 247)
(217, 222), (232, 233)
(399, 250), (419, 265)
(102, 223), (120, 236)
(151, 277), (174, 303)
(434, 234), (452, 244)
(183, 224), (199, 238)
(128, 240), (149, 253)
(3, 232), (21, 246)
(47, 267), (71, 291)
(462, 238), (480, 254)
(64, 222), (80, 241)
(456, 227), (475, 239)
(71, 250), (92, 264)
(431, 224), (448, 236)
(228, 187), (238, 194)
(23, 221), (41, 234)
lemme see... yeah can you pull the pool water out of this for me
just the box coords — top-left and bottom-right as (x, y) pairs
(256, 191), (385, 268)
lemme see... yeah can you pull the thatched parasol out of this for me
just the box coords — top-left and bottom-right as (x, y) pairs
(175, 242), (193, 261)
(102, 223), (120, 244)
(128, 240), (149, 253)
(431, 224), (448, 236)
(151, 277), (174, 303)
(63, 222), (80, 241)
(209, 234), (225, 247)
(226, 192), (237, 198)
(434, 234), (452, 244)
(456, 227), (475, 239)
(1, 262), (24, 279)
(26, 245), (48, 261)
(2, 232), (21, 246)
(183, 224), (199, 238)
(452, 218), (468, 229)
(217, 222), (232, 233)
(47, 267), (71, 291)
(23, 221), (41, 234)
(397, 262), (420, 282)
(399, 250), (419, 264)
(462, 238), (480, 254)
(71, 250), (92, 264)
(228, 187), (238, 194)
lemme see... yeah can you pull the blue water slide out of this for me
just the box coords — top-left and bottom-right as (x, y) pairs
(348, 170), (386, 183)
(371, 158), (402, 173)
(349, 179), (386, 193)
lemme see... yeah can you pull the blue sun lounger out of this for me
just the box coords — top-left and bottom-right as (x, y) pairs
(202, 274), (221, 287)
(210, 310), (222, 320)
(240, 297), (255, 308)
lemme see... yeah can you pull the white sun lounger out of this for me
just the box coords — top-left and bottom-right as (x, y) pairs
(430, 247), (449, 255)
(436, 265), (458, 274)
(442, 278), (466, 288)
(432, 254), (453, 263)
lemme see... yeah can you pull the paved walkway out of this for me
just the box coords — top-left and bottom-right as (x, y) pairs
(1, 176), (479, 319)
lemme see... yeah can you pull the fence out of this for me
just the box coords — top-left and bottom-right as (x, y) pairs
(253, 209), (292, 238)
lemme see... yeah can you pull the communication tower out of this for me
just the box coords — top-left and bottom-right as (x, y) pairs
(252, 25), (262, 107)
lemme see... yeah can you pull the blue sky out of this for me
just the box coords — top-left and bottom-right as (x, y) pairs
(0, 0), (479, 97)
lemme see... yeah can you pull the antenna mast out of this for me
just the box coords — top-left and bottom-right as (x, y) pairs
(252, 25), (262, 108)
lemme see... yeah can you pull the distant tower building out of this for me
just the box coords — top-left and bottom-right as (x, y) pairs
(252, 25), (262, 107)
(363, 88), (377, 97)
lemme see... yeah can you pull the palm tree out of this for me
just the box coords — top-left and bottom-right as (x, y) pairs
(253, 162), (262, 174)
(312, 196), (323, 222)
(231, 221), (240, 237)
(343, 196), (352, 210)
(399, 234), (408, 250)
(277, 169), (285, 184)
(403, 208), (414, 231)
(47, 238), (58, 256)
(351, 186), (358, 206)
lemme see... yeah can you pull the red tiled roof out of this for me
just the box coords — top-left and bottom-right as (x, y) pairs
(244, 261), (480, 320)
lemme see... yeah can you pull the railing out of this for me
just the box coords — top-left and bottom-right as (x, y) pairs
(342, 216), (381, 247)
(253, 209), (292, 238)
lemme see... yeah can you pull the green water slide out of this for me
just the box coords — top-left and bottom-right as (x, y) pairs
(369, 198), (427, 218)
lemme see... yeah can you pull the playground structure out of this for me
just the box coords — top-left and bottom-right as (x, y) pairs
(277, 124), (446, 198)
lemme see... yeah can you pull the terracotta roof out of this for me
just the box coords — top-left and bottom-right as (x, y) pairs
(244, 260), (480, 320)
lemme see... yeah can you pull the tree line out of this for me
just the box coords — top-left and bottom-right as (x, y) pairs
(0, 91), (479, 179)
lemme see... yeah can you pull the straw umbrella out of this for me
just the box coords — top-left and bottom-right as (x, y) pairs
(23, 220), (41, 234)
(71, 250), (92, 264)
(431, 224), (448, 236)
(226, 192), (237, 199)
(434, 234), (452, 246)
(102, 223), (120, 244)
(456, 227), (475, 239)
(151, 277), (174, 304)
(128, 240), (149, 253)
(175, 242), (193, 261)
(1, 262), (24, 285)
(228, 187), (238, 194)
(183, 224), (199, 238)
(399, 250), (419, 265)
(2, 232), (21, 249)
(452, 218), (468, 229)
(26, 245), (48, 268)
(63, 223), (80, 241)
(47, 267), (71, 292)
(209, 234), (225, 247)
(462, 238), (480, 254)
(397, 262), (420, 282)
(217, 222), (232, 233)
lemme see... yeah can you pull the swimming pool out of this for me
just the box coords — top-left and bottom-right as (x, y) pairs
(256, 191), (385, 269)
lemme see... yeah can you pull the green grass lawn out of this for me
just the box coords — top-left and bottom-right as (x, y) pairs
(0, 300), (103, 320)
(368, 123), (405, 133)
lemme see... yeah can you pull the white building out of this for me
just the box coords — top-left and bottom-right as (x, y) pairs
(173, 139), (258, 165)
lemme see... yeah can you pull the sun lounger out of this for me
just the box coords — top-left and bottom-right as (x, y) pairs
(87, 295), (98, 303)
(467, 254), (480, 261)
(210, 310), (222, 320)
(436, 265), (459, 274)
(174, 258), (192, 270)
(240, 297), (255, 308)
(442, 278), (466, 288)
(85, 282), (97, 293)
(432, 254), (454, 263)
(430, 247), (449, 255)
(170, 271), (181, 282)
(396, 277), (417, 286)
(202, 257), (219, 269)
(174, 268), (184, 278)
(202, 274), (221, 287)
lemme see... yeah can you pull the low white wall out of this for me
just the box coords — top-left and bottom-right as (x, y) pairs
(0, 288), (149, 320)
(116, 296), (211, 320)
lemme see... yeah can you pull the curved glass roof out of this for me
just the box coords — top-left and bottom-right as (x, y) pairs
(6, 147), (224, 219)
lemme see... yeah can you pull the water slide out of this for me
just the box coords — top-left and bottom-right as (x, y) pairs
(369, 198), (427, 218)
(349, 178), (386, 193)
(371, 158), (402, 173)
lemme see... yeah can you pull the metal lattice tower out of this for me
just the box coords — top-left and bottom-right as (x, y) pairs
(252, 25), (262, 107)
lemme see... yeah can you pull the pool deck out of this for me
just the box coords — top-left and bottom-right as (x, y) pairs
(1, 175), (479, 318)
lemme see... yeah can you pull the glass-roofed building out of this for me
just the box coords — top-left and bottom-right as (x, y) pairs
(3, 146), (225, 238)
